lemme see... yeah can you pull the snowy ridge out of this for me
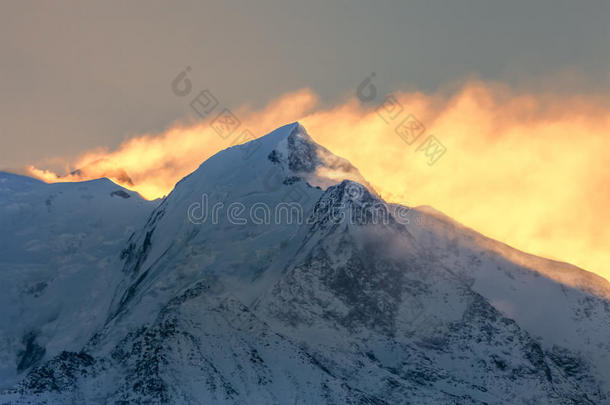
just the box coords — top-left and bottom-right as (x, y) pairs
(1, 123), (609, 404)
(0, 173), (156, 389)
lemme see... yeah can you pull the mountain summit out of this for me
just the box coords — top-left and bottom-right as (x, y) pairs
(2, 123), (610, 404)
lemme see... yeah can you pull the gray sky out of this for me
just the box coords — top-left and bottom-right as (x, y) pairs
(1, 0), (608, 170)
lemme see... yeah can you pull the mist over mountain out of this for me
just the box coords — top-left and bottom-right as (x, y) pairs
(1, 123), (609, 404)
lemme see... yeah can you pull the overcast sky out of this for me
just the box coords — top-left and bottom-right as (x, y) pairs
(1, 0), (608, 170)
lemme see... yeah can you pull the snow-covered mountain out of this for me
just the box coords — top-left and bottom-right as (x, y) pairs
(1, 123), (609, 404)
(0, 173), (156, 389)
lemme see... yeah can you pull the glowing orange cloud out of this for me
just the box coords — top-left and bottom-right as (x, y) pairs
(27, 83), (610, 280)
(28, 89), (319, 200)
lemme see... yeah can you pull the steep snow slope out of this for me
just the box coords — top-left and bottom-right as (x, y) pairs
(1, 123), (609, 404)
(0, 173), (156, 388)
(404, 206), (610, 394)
(104, 123), (366, 330)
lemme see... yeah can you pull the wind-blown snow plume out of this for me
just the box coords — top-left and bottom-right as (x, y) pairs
(26, 82), (610, 279)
